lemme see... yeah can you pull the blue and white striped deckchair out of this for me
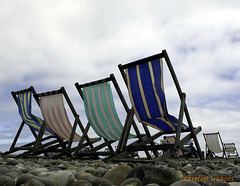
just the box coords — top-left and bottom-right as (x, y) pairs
(75, 74), (142, 158)
(17, 91), (54, 135)
(4, 86), (56, 156)
(119, 50), (203, 160)
(124, 57), (189, 132)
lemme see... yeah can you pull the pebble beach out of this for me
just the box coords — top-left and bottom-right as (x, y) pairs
(1, 156), (240, 186)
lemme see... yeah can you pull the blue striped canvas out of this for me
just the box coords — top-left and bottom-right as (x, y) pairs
(17, 91), (54, 135)
(125, 58), (189, 132)
(82, 82), (135, 140)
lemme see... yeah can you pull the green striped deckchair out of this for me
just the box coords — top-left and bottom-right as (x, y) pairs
(82, 81), (135, 141)
(75, 74), (144, 158)
(119, 50), (203, 160)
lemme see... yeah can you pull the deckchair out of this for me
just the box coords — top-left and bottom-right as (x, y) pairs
(165, 136), (184, 157)
(34, 87), (100, 158)
(75, 74), (152, 159)
(224, 143), (239, 158)
(203, 132), (239, 158)
(118, 49), (203, 160)
(4, 86), (59, 157)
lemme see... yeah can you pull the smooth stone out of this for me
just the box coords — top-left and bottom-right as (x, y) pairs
(6, 158), (19, 166)
(218, 169), (234, 176)
(67, 166), (81, 171)
(170, 180), (201, 186)
(73, 180), (93, 186)
(50, 170), (75, 186)
(205, 162), (215, 170)
(189, 167), (211, 177)
(0, 165), (9, 173)
(16, 173), (55, 186)
(23, 178), (45, 186)
(82, 175), (112, 186)
(168, 160), (183, 169)
(35, 177), (55, 186)
(233, 176), (240, 182)
(58, 163), (68, 170)
(103, 164), (132, 185)
(176, 170), (184, 180)
(120, 177), (143, 186)
(17, 174), (36, 185)
(0, 175), (15, 186)
(77, 172), (92, 180)
(209, 182), (231, 186)
(229, 183), (240, 186)
(183, 164), (193, 169)
(99, 182), (113, 186)
(127, 165), (178, 185)
(5, 170), (21, 179)
(93, 167), (108, 177)
(85, 167), (97, 174)
(23, 161), (40, 169)
(234, 159), (240, 165)
(29, 168), (49, 176)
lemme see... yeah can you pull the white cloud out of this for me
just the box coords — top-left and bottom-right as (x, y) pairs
(1, 0), (240, 154)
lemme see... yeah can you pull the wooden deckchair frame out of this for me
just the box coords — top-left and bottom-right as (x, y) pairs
(4, 86), (61, 157)
(75, 74), (154, 159)
(203, 132), (239, 159)
(165, 136), (184, 157)
(224, 143), (239, 158)
(118, 49), (203, 160)
(34, 87), (100, 158)
(203, 132), (224, 158)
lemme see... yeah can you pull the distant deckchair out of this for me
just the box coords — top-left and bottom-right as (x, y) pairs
(75, 74), (150, 159)
(4, 86), (59, 157)
(165, 136), (184, 157)
(118, 49), (203, 160)
(203, 132), (239, 158)
(224, 143), (239, 158)
(34, 87), (100, 158)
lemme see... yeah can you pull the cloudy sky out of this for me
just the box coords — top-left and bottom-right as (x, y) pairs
(0, 0), (240, 155)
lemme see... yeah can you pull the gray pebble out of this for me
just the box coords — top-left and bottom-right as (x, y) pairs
(0, 175), (15, 186)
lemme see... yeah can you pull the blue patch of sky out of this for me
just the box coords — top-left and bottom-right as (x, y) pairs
(230, 31), (240, 44)
(190, 94), (240, 110)
(218, 68), (239, 81)
(176, 46), (197, 55)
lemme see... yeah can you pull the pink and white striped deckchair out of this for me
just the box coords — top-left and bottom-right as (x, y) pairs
(40, 93), (81, 142)
(34, 87), (98, 157)
(166, 136), (184, 157)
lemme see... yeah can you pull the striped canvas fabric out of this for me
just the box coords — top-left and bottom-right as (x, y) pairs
(17, 91), (54, 135)
(166, 136), (184, 157)
(82, 82), (135, 140)
(204, 134), (222, 153)
(39, 94), (81, 142)
(125, 58), (189, 132)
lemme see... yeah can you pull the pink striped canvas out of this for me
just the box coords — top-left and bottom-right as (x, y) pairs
(166, 136), (184, 157)
(40, 94), (82, 142)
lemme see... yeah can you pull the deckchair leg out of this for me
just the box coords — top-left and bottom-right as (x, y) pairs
(157, 126), (202, 161)
(67, 118), (80, 155)
(185, 107), (204, 160)
(9, 121), (25, 151)
(74, 122), (91, 156)
(174, 93), (185, 151)
(116, 109), (134, 154)
(33, 121), (47, 154)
